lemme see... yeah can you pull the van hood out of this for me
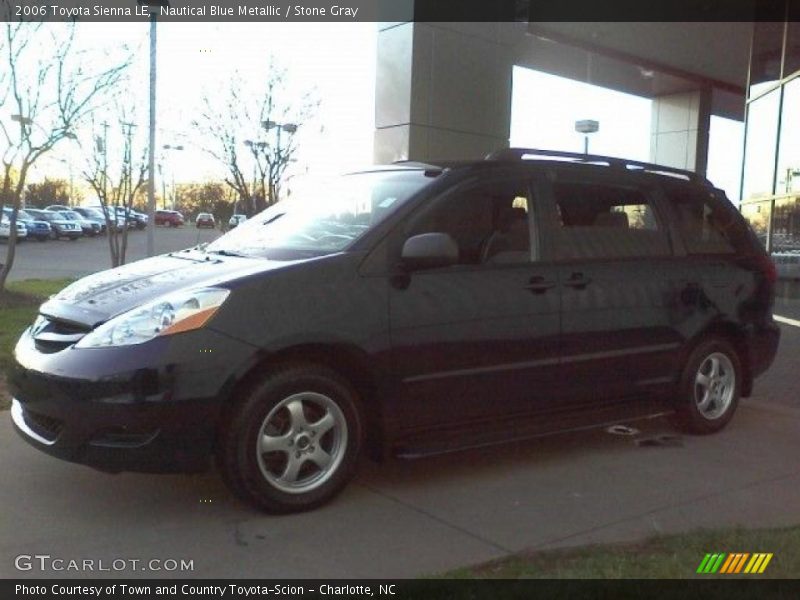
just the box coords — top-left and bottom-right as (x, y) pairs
(39, 249), (297, 328)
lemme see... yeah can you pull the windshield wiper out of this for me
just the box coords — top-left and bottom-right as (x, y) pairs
(207, 249), (248, 257)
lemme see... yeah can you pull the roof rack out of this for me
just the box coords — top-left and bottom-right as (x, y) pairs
(485, 147), (711, 186)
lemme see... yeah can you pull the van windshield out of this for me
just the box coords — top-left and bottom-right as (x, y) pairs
(205, 170), (434, 259)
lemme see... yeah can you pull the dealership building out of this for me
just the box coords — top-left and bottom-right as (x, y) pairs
(374, 4), (799, 279)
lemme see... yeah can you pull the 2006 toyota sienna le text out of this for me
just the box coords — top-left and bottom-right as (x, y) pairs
(9, 148), (780, 513)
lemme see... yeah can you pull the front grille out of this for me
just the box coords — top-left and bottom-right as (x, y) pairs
(23, 409), (64, 442)
(33, 316), (91, 353)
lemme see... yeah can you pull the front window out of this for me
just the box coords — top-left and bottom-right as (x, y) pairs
(205, 170), (435, 259)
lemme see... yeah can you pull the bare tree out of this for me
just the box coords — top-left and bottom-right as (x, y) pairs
(0, 22), (130, 295)
(81, 113), (147, 267)
(193, 65), (317, 216)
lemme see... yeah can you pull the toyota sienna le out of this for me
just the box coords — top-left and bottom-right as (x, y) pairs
(9, 149), (780, 513)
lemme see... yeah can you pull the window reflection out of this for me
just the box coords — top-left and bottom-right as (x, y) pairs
(786, 2), (800, 77)
(772, 196), (800, 254)
(742, 90), (781, 200)
(741, 200), (773, 250)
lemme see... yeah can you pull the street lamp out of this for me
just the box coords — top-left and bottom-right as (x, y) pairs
(260, 121), (299, 204)
(575, 119), (599, 155)
(262, 120), (298, 154)
(11, 114), (32, 126)
(244, 139), (269, 212)
(162, 144), (183, 210)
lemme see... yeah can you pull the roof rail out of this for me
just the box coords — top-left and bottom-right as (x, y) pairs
(391, 159), (447, 170)
(485, 147), (711, 186)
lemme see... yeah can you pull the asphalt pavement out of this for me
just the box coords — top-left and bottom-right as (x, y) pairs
(4, 226), (221, 282)
(1, 323), (799, 578)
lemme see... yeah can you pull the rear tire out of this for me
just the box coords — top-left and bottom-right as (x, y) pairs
(672, 338), (741, 435)
(216, 364), (362, 513)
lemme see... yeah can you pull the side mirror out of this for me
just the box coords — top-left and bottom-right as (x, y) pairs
(401, 232), (459, 270)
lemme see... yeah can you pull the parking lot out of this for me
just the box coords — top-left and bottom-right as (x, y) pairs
(1, 230), (800, 578)
(4, 226), (221, 283)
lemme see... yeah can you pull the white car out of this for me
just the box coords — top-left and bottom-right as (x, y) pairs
(228, 214), (247, 229)
(0, 215), (27, 240)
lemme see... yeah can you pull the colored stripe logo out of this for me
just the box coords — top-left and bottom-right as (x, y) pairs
(696, 553), (773, 574)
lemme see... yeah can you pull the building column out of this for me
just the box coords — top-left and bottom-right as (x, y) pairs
(650, 89), (711, 175)
(374, 22), (517, 164)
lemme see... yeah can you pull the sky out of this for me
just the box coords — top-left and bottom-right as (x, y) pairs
(35, 22), (378, 192)
(29, 23), (743, 203)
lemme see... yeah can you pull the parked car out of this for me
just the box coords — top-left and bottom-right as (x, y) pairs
(0, 212), (27, 241)
(45, 204), (72, 212)
(59, 210), (101, 237)
(155, 209), (185, 227)
(5, 208), (51, 242)
(26, 209), (82, 240)
(196, 212), (215, 229)
(71, 207), (109, 234)
(106, 206), (146, 230)
(9, 149), (781, 513)
(228, 214), (247, 229)
(86, 206), (129, 232)
(121, 207), (148, 230)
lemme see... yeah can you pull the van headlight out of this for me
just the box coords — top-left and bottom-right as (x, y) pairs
(76, 288), (230, 348)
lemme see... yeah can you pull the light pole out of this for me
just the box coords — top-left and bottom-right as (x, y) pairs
(261, 120), (298, 205)
(575, 119), (599, 155)
(138, 0), (169, 257)
(244, 139), (267, 213)
(162, 144), (183, 210)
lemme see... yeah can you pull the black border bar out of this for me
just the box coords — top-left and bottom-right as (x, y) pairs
(0, 0), (794, 23)
(5, 579), (800, 600)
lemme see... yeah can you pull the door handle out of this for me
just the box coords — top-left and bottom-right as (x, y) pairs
(524, 276), (556, 294)
(564, 272), (592, 289)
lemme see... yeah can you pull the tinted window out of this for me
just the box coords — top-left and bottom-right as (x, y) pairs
(552, 181), (669, 260)
(785, 3), (800, 77)
(407, 178), (533, 265)
(666, 185), (745, 254)
(749, 21), (784, 98)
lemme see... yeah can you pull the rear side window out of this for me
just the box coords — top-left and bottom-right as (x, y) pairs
(552, 181), (670, 260)
(664, 185), (747, 255)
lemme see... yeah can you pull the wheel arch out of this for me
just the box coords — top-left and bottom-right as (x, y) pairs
(682, 321), (753, 397)
(218, 342), (386, 460)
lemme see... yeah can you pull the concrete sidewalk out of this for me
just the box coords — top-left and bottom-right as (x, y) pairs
(1, 396), (799, 579)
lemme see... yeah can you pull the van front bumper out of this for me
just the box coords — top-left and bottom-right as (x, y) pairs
(8, 326), (255, 474)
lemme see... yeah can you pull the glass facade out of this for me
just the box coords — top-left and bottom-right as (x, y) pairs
(749, 21), (784, 97)
(776, 78), (800, 195)
(741, 90), (780, 200)
(740, 5), (800, 277)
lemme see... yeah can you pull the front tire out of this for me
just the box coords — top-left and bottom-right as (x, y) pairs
(673, 338), (741, 434)
(216, 364), (362, 513)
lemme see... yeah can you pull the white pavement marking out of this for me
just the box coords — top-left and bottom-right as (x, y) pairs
(774, 315), (800, 328)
